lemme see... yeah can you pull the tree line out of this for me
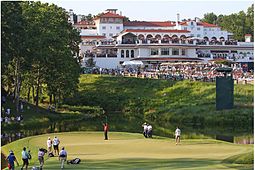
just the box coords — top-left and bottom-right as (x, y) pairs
(202, 4), (254, 41)
(1, 1), (82, 112)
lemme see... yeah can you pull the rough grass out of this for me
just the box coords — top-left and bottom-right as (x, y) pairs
(2, 132), (253, 170)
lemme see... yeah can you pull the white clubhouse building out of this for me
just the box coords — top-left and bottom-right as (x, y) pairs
(69, 9), (254, 69)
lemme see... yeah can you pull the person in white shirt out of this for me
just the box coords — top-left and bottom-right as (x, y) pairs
(142, 122), (148, 138)
(147, 124), (153, 138)
(53, 136), (60, 156)
(6, 108), (11, 115)
(175, 126), (181, 145)
(47, 137), (52, 152)
(59, 147), (67, 169)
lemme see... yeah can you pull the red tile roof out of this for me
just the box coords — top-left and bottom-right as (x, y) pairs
(179, 21), (188, 26)
(124, 21), (175, 27)
(81, 35), (106, 39)
(94, 12), (125, 19)
(197, 22), (219, 27)
(124, 29), (190, 33)
(245, 34), (252, 36)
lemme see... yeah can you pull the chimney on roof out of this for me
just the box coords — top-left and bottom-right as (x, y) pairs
(176, 13), (180, 28)
(195, 17), (200, 22)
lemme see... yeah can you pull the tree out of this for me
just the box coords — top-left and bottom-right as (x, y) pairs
(123, 16), (130, 22)
(202, 12), (218, 24)
(7, 1), (83, 108)
(1, 1), (26, 113)
(201, 4), (254, 41)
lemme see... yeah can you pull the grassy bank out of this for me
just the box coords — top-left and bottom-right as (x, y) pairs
(63, 74), (253, 137)
(3, 74), (253, 138)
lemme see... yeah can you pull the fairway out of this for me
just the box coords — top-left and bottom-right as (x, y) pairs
(2, 132), (253, 170)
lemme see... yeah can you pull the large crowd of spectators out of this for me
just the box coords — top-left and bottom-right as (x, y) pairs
(84, 63), (253, 84)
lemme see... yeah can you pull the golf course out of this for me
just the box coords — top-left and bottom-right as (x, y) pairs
(1, 132), (253, 170)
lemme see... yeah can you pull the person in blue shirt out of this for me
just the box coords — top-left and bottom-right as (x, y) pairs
(6, 150), (19, 170)
(21, 147), (30, 170)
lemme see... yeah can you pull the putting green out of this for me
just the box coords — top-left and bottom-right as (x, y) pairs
(2, 132), (253, 170)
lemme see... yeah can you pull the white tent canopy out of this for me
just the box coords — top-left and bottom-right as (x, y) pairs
(122, 61), (143, 66)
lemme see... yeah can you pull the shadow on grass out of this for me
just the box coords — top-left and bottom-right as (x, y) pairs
(43, 158), (252, 170)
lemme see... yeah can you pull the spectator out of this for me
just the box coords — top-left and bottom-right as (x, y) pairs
(6, 108), (11, 115)
(6, 150), (19, 170)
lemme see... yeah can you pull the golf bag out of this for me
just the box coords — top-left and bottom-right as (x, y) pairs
(67, 158), (81, 164)
(48, 151), (54, 157)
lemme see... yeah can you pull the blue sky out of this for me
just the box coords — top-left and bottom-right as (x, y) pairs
(41, 0), (253, 21)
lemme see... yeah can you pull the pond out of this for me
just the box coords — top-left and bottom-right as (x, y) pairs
(1, 115), (253, 146)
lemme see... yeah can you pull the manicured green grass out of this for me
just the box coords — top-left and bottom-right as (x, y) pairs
(223, 151), (254, 164)
(2, 132), (253, 170)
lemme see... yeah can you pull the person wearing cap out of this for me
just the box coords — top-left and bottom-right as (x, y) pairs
(6, 150), (19, 170)
(142, 122), (148, 138)
(21, 147), (30, 170)
(38, 148), (45, 170)
(47, 137), (52, 152)
(53, 136), (60, 156)
(59, 147), (67, 169)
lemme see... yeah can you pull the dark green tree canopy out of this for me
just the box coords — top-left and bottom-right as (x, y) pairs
(202, 4), (254, 41)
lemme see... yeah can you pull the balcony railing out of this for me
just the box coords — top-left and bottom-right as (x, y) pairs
(93, 39), (251, 47)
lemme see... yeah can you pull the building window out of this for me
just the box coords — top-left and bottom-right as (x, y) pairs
(121, 50), (124, 58)
(191, 22), (193, 25)
(102, 26), (106, 30)
(126, 50), (129, 58)
(116, 26), (120, 30)
(110, 26), (112, 29)
(197, 27), (200, 31)
(184, 27), (187, 30)
(109, 18), (114, 22)
(181, 49), (185, 56)
(102, 33), (106, 36)
(150, 48), (159, 55)
(109, 33), (113, 37)
(131, 50), (134, 58)
(172, 48), (179, 55)
(197, 34), (200, 37)
(161, 48), (169, 55)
